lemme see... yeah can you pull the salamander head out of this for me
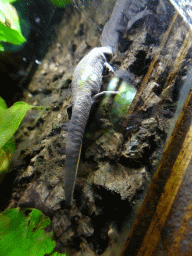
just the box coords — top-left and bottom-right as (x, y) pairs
(101, 46), (114, 60)
(89, 46), (113, 63)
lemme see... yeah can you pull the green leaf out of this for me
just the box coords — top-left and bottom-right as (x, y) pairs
(0, 96), (7, 110)
(0, 0), (17, 3)
(0, 1), (26, 46)
(0, 148), (9, 173)
(0, 101), (34, 149)
(0, 97), (15, 178)
(0, 43), (4, 51)
(0, 208), (56, 256)
(52, 252), (67, 256)
(0, 136), (15, 176)
(49, 0), (71, 7)
(0, 22), (26, 44)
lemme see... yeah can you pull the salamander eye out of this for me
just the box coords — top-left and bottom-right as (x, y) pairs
(104, 52), (113, 62)
(102, 47), (113, 61)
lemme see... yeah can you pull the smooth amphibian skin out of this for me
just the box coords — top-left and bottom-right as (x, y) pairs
(64, 47), (114, 206)
(100, 0), (152, 50)
(100, 0), (129, 48)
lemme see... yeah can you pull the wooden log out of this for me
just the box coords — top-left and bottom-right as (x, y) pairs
(120, 84), (192, 255)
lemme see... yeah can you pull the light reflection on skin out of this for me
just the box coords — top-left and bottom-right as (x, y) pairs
(77, 66), (96, 88)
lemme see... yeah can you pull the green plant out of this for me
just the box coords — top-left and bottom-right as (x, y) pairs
(0, 208), (66, 256)
(0, 97), (36, 183)
(0, 0), (26, 51)
(49, 0), (71, 7)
